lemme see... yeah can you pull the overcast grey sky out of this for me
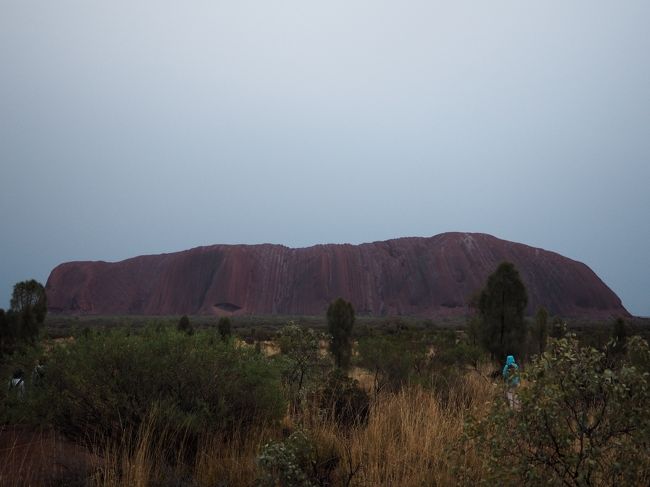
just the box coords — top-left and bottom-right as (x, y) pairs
(1, 1), (648, 316)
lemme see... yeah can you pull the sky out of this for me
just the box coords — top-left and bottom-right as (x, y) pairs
(1, 1), (648, 316)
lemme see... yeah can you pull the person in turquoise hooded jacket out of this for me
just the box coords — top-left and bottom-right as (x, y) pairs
(502, 355), (520, 408)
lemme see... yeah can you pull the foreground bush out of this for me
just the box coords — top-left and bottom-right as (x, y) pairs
(31, 328), (286, 445)
(317, 369), (370, 427)
(465, 335), (650, 486)
(276, 322), (328, 416)
(257, 430), (341, 487)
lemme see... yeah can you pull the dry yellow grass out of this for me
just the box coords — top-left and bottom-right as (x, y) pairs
(0, 359), (496, 486)
(87, 367), (496, 487)
(350, 386), (481, 485)
(194, 425), (279, 487)
(319, 368), (494, 487)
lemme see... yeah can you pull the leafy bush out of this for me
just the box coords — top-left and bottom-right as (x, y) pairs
(327, 298), (355, 369)
(357, 333), (428, 393)
(30, 328), (286, 447)
(1, 280), (47, 357)
(317, 370), (369, 427)
(218, 316), (232, 341)
(177, 315), (193, 335)
(627, 335), (650, 373)
(257, 430), (340, 487)
(465, 335), (650, 486)
(276, 323), (326, 413)
(532, 306), (549, 356)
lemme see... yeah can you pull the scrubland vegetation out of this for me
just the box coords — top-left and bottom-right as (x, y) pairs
(1, 269), (650, 486)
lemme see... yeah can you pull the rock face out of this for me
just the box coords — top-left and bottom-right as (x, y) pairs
(45, 233), (629, 318)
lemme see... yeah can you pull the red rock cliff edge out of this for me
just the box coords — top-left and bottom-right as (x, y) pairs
(45, 233), (629, 318)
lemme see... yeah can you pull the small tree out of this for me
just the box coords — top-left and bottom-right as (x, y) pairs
(478, 262), (528, 360)
(19, 306), (39, 343)
(326, 298), (355, 369)
(11, 279), (47, 321)
(277, 322), (322, 412)
(466, 315), (481, 347)
(533, 306), (549, 356)
(9, 279), (47, 344)
(177, 315), (193, 335)
(609, 317), (628, 357)
(218, 316), (232, 341)
(0, 308), (15, 358)
(550, 316), (567, 338)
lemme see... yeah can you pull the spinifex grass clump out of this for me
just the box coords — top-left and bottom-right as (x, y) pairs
(29, 327), (286, 452)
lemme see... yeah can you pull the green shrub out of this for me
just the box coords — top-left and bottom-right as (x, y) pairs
(30, 328), (285, 446)
(257, 430), (340, 487)
(218, 316), (232, 341)
(276, 323), (326, 413)
(327, 298), (355, 369)
(317, 370), (369, 427)
(177, 315), (193, 335)
(532, 306), (549, 356)
(627, 335), (650, 374)
(9, 280), (47, 345)
(357, 333), (428, 393)
(465, 335), (650, 486)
